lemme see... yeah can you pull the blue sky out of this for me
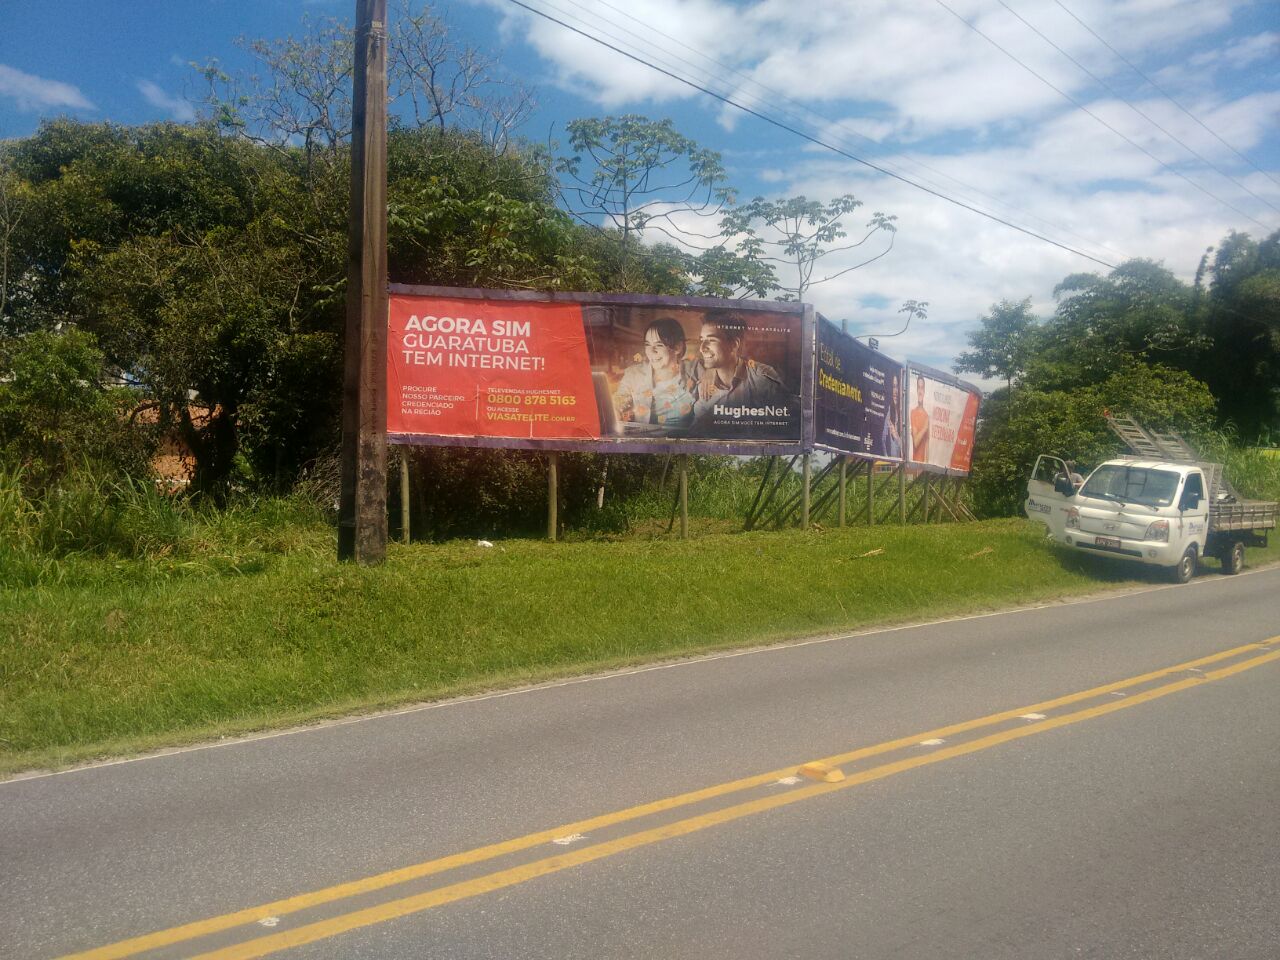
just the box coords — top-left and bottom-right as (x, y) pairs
(2, 1), (1278, 377)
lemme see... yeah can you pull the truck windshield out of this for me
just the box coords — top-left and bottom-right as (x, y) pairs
(1081, 465), (1181, 507)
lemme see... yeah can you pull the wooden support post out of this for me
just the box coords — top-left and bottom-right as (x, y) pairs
(867, 460), (875, 526)
(679, 455), (689, 539)
(337, 0), (389, 564)
(547, 451), (558, 542)
(923, 473), (931, 524)
(801, 454), (811, 529)
(837, 457), (847, 528)
(898, 463), (907, 524)
(744, 456), (777, 531)
(399, 449), (410, 544)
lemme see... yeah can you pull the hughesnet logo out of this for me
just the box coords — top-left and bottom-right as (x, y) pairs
(713, 404), (790, 419)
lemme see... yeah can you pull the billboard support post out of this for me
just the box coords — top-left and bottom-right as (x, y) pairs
(338, 0), (389, 564)
(399, 450), (410, 544)
(547, 452), (558, 542)
(867, 461), (875, 527)
(679, 456), (689, 539)
(898, 464), (906, 524)
(924, 474), (931, 523)
(801, 454), (811, 529)
(837, 458), (847, 527)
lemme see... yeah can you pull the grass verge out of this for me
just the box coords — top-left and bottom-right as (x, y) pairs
(3, 518), (1277, 777)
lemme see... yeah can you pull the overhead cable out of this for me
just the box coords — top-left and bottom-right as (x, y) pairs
(996, 0), (1279, 216)
(931, 0), (1275, 233)
(504, 0), (1120, 269)
(1053, 0), (1280, 193)
(553, 0), (1132, 265)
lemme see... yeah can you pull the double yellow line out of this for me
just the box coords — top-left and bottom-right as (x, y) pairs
(62, 639), (1280, 960)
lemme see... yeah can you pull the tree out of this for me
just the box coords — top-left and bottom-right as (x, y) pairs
(1034, 259), (1203, 391)
(1192, 229), (1280, 439)
(0, 328), (151, 490)
(0, 145), (29, 328)
(968, 360), (1216, 517)
(555, 115), (743, 292)
(197, 0), (534, 178)
(388, 0), (534, 151)
(954, 297), (1039, 392)
(716, 194), (896, 302)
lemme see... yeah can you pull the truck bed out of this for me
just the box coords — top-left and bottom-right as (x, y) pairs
(1210, 499), (1278, 532)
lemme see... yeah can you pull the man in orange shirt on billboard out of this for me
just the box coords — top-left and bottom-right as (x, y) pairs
(910, 374), (930, 462)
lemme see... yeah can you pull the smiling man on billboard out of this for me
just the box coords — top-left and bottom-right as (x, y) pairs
(692, 315), (788, 423)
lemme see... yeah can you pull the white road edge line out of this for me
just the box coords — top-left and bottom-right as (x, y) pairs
(5, 564), (1278, 785)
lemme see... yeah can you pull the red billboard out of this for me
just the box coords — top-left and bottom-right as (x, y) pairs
(387, 288), (811, 453)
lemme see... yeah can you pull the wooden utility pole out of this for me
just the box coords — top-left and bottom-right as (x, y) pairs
(338, 0), (389, 563)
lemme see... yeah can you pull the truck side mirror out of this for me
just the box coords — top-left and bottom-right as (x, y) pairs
(1054, 476), (1074, 496)
(1181, 492), (1201, 511)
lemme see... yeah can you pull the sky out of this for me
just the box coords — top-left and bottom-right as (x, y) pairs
(2, 0), (1278, 379)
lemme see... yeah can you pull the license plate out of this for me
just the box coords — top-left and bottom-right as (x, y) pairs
(1095, 536), (1121, 549)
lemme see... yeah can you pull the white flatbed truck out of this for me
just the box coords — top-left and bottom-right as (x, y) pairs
(1024, 416), (1277, 583)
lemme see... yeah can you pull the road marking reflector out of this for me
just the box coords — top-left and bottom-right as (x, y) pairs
(1019, 713), (1047, 720)
(551, 834), (585, 845)
(775, 776), (802, 786)
(798, 761), (845, 783)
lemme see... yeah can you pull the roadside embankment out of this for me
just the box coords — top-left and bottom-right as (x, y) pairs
(3, 518), (1276, 776)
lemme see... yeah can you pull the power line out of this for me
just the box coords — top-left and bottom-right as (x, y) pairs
(551, 0), (1133, 266)
(931, 0), (1275, 234)
(1054, 0), (1280, 193)
(504, 0), (1120, 269)
(996, 0), (1280, 216)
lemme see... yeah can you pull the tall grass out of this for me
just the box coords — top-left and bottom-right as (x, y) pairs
(1195, 433), (1280, 502)
(0, 468), (330, 588)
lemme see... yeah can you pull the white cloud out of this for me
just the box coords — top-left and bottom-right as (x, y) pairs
(487, 0), (1277, 371)
(489, 0), (1253, 134)
(0, 64), (94, 112)
(136, 80), (196, 122)
(1190, 30), (1279, 70)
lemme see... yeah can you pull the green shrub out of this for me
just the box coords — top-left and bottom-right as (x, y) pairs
(34, 473), (187, 558)
(0, 329), (155, 492)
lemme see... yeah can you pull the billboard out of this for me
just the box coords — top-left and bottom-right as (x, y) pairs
(814, 317), (905, 461)
(387, 287), (811, 453)
(904, 364), (981, 474)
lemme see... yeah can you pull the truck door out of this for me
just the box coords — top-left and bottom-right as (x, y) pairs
(1026, 455), (1072, 538)
(1178, 471), (1209, 555)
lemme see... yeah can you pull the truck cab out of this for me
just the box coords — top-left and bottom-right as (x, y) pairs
(1026, 456), (1209, 582)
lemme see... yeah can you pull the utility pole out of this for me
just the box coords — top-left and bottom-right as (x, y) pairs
(338, 0), (389, 563)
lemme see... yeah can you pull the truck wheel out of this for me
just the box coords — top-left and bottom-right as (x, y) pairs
(1170, 546), (1197, 584)
(1222, 540), (1245, 575)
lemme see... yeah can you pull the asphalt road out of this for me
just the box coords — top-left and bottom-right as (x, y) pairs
(3, 565), (1278, 960)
